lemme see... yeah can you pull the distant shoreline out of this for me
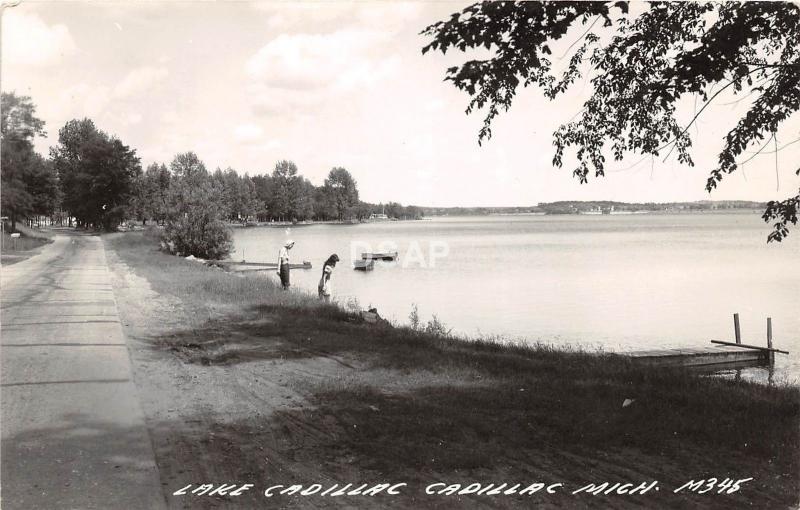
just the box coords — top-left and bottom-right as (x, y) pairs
(494, 208), (763, 217)
(225, 208), (764, 226)
(225, 218), (422, 228)
(420, 201), (766, 217)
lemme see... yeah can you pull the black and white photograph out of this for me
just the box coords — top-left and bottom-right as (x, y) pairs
(1, 1), (799, 508)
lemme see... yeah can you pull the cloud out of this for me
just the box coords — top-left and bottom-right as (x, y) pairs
(254, 2), (424, 34)
(424, 99), (447, 112)
(2, 11), (77, 66)
(160, 110), (179, 124)
(113, 66), (169, 98)
(234, 123), (264, 143)
(256, 3), (348, 31)
(338, 56), (400, 90)
(258, 139), (282, 152)
(246, 30), (393, 91)
(244, 28), (400, 118)
(244, 76), (330, 117)
(58, 83), (112, 118)
(124, 112), (143, 125)
(243, 2), (427, 118)
(353, 3), (425, 32)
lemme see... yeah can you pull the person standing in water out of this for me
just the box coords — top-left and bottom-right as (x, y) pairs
(277, 240), (294, 290)
(318, 254), (339, 302)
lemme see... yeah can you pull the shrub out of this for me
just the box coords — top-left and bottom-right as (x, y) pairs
(424, 314), (452, 338)
(408, 304), (451, 338)
(161, 215), (232, 260)
(409, 303), (421, 330)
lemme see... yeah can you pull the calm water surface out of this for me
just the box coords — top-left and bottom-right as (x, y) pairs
(232, 213), (800, 383)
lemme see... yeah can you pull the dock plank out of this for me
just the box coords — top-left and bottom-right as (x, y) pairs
(624, 344), (767, 368)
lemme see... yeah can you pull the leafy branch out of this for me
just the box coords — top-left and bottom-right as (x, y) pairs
(423, 0), (800, 242)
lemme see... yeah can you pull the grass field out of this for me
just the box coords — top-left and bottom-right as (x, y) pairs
(105, 229), (800, 509)
(1, 225), (53, 265)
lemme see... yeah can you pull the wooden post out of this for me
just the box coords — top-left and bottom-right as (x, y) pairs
(767, 317), (773, 348)
(767, 317), (775, 365)
(733, 313), (741, 344)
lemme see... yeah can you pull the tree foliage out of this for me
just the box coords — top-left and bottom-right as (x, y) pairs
(291, 176), (317, 221)
(51, 119), (140, 230)
(132, 163), (171, 225)
(213, 168), (260, 223)
(158, 152), (233, 259)
(0, 92), (59, 230)
(323, 167), (360, 221)
(129, 154), (413, 226)
(270, 160), (299, 220)
(422, 1), (800, 241)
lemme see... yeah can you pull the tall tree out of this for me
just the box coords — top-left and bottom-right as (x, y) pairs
(147, 162), (171, 224)
(129, 169), (150, 225)
(313, 185), (337, 221)
(211, 168), (233, 220)
(51, 119), (140, 230)
(251, 174), (273, 221)
(25, 154), (61, 219)
(290, 177), (316, 221)
(0, 92), (58, 230)
(170, 151), (208, 181)
(323, 167), (360, 220)
(211, 168), (261, 222)
(240, 176), (261, 222)
(423, 1), (800, 241)
(270, 160), (299, 220)
(130, 162), (171, 225)
(166, 152), (224, 219)
(161, 152), (232, 259)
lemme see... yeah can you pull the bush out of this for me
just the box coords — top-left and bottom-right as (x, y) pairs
(408, 304), (451, 338)
(409, 303), (421, 330)
(424, 314), (452, 338)
(161, 215), (232, 260)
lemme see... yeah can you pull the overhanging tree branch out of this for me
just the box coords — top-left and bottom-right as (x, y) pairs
(423, 0), (800, 242)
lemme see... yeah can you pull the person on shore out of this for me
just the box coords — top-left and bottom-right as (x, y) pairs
(277, 240), (294, 290)
(318, 254), (339, 302)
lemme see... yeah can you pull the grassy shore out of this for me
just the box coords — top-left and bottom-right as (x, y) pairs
(105, 230), (799, 509)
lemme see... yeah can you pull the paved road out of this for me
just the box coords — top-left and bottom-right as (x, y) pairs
(1, 232), (167, 509)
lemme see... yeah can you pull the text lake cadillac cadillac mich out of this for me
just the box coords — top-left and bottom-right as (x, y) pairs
(173, 478), (754, 498)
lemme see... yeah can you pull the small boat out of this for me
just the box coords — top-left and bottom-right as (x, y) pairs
(361, 251), (398, 261)
(353, 259), (375, 271)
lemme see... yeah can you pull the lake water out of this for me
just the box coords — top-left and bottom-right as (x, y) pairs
(232, 213), (800, 383)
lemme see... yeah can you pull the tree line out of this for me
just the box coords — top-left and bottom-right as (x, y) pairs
(1, 93), (60, 231)
(130, 155), (422, 225)
(130, 157), (364, 225)
(1, 92), (423, 235)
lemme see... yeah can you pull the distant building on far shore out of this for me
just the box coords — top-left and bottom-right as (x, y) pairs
(369, 213), (389, 220)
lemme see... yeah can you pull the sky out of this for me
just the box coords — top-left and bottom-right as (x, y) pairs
(2, 1), (799, 207)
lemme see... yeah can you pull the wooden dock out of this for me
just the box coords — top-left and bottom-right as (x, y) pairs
(625, 345), (769, 367)
(625, 315), (786, 369)
(207, 260), (313, 271)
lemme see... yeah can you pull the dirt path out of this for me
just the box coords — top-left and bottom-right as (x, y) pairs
(1, 232), (166, 510)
